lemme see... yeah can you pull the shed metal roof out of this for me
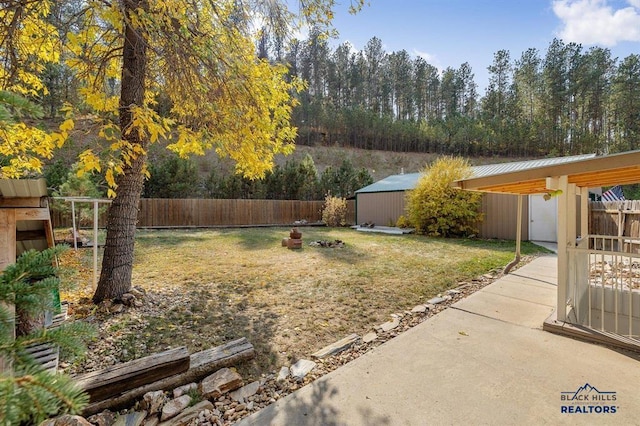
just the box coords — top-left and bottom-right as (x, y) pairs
(355, 172), (422, 193)
(356, 153), (600, 195)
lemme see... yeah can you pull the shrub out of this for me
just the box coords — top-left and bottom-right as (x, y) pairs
(406, 156), (483, 237)
(322, 194), (348, 227)
(396, 215), (410, 228)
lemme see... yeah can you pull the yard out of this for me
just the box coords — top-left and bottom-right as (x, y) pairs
(60, 227), (548, 379)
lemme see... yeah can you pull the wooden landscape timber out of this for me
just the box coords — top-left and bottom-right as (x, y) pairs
(80, 337), (255, 416)
(74, 346), (190, 403)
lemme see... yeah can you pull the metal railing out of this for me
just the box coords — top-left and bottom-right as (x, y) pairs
(568, 235), (640, 340)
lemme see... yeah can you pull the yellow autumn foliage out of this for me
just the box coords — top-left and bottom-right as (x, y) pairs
(0, 1), (69, 178)
(58, 0), (310, 194)
(406, 156), (483, 237)
(1, 0), (364, 188)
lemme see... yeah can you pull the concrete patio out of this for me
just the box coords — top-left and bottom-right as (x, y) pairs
(237, 254), (640, 425)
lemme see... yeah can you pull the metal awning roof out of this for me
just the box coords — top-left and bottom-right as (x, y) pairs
(0, 178), (48, 198)
(454, 150), (640, 194)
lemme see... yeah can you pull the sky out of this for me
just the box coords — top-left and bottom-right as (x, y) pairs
(326, 0), (640, 93)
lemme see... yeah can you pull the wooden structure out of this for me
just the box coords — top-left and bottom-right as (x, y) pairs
(0, 178), (55, 270)
(51, 198), (357, 228)
(590, 200), (640, 241)
(0, 178), (56, 372)
(454, 150), (640, 350)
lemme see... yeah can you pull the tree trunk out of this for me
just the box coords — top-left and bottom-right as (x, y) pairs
(93, 0), (148, 303)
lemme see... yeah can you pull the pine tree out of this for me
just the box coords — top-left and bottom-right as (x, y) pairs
(0, 247), (95, 425)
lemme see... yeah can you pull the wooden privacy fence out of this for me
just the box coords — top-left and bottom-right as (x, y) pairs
(590, 200), (640, 238)
(51, 199), (356, 228)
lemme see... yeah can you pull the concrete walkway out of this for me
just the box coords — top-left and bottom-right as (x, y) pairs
(238, 255), (640, 426)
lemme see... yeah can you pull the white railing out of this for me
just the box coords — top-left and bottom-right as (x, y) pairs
(568, 235), (640, 340)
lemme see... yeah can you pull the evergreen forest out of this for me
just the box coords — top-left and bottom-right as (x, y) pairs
(13, 7), (640, 199)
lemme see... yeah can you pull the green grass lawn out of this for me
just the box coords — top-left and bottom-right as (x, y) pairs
(64, 227), (549, 378)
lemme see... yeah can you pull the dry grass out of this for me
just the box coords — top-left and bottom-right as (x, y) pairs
(61, 227), (547, 379)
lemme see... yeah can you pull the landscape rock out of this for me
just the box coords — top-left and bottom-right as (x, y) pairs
(311, 333), (359, 358)
(362, 332), (377, 343)
(411, 304), (428, 313)
(376, 317), (400, 332)
(130, 287), (146, 298)
(160, 395), (191, 421)
(121, 293), (136, 306)
(276, 366), (289, 382)
(447, 289), (462, 295)
(200, 368), (243, 399)
(286, 238), (303, 249)
(229, 381), (260, 402)
(141, 390), (166, 414)
(113, 411), (146, 426)
(173, 382), (197, 398)
(87, 410), (116, 426)
(110, 303), (124, 314)
(308, 240), (345, 248)
(157, 400), (214, 426)
(41, 415), (92, 426)
(142, 418), (159, 426)
(427, 296), (446, 305)
(290, 359), (316, 381)
(99, 300), (113, 313)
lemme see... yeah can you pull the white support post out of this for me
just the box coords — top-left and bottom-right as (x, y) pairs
(580, 187), (589, 244)
(567, 183), (577, 245)
(575, 186), (591, 323)
(549, 175), (570, 322)
(93, 200), (99, 291)
(567, 183), (577, 321)
(515, 194), (522, 257)
(71, 200), (78, 251)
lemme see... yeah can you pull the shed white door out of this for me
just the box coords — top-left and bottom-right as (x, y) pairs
(529, 195), (557, 242)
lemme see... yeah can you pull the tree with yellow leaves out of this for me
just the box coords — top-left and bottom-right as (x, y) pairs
(0, 0), (364, 302)
(0, 1), (70, 177)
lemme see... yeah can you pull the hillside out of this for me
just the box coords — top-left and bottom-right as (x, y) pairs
(49, 118), (533, 188)
(192, 143), (531, 184)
